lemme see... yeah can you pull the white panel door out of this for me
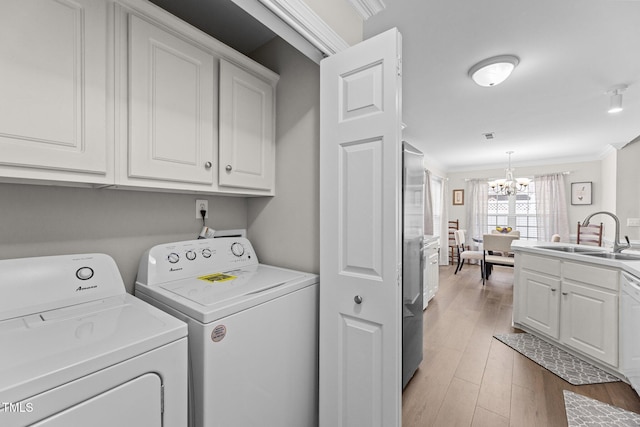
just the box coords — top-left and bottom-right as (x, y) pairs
(319, 28), (403, 427)
(128, 14), (215, 184)
(520, 270), (561, 339)
(0, 0), (108, 175)
(219, 59), (275, 191)
(560, 281), (618, 366)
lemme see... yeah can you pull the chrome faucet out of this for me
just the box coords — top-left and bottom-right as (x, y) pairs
(582, 211), (631, 253)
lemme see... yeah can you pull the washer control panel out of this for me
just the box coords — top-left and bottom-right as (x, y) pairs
(139, 238), (258, 285)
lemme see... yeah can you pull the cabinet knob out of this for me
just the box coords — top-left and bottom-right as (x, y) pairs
(354, 295), (363, 304)
(204, 161), (212, 169)
(562, 292), (568, 296)
(225, 165), (232, 172)
(551, 288), (557, 292)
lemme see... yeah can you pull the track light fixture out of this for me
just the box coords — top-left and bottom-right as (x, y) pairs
(607, 84), (627, 114)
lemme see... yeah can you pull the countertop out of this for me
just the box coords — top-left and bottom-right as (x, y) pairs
(512, 240), (640, 278)
(423, 235), (440, 245)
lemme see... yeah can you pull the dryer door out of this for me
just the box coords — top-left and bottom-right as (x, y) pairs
(32, 373), (162, 427)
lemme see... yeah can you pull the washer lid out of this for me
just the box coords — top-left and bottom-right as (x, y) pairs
(138, 264), (318, 323)
(0, 294), (186, 403)
(161, 264), (306, 306)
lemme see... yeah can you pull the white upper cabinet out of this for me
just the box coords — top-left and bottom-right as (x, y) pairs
(0, 0), (111, 184)
(126, 14), (215, 186)
(2, 0), (278, 195)
(115, 1), (279, 195)
(219, 59), (275, 193)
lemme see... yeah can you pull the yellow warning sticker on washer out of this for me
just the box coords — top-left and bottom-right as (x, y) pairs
(198, 273), (236, 283)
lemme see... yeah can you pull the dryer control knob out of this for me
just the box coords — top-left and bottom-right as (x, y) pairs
(186, 250), (196, 261)
(168, 253), (180, 264)
(76, 267), (94, 280)
(202, 248), (212, 258)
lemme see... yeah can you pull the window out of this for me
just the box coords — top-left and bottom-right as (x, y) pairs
(487, 181), (537, 239)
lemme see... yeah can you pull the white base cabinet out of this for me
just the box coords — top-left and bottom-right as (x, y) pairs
(518, 269), (561, 339)
(515, 253), (619, 369)
(560, 261), (618, 367)
(423, 237), (440, 310)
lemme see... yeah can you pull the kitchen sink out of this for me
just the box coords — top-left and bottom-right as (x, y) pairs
(535, 245), (606, 253)
(581, 252), (640, 261)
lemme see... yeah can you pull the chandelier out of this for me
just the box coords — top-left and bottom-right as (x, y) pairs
(488, 151), (530, 196)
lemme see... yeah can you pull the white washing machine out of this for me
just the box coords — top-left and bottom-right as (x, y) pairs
(135, 237), (319, 427)
(0, 253), (188, 427)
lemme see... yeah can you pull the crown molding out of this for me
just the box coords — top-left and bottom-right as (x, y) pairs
(347, 0), (386, 20)
(257, 0), (350, 56)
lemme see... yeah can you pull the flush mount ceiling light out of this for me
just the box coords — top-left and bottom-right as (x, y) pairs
(469, 55), (520, 87)
(607, 84), (628, 114)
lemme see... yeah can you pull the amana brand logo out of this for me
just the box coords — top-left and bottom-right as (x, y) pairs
(170, 267), (183, 272)
(76, 285), (98, 292)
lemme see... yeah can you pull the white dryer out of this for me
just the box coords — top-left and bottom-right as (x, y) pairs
(0, 253), (188, 427)
(135, 237), (319, 427)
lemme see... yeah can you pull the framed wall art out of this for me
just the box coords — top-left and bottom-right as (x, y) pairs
(453, 189), (464, 205)
(571, 182), (592, 205)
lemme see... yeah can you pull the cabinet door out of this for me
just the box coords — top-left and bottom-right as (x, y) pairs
(561, 280), (618, 366)
(519, 270), (561, 339)
(0, 0), (108, 179)
(219, 59), (274, 191)
(128, 14), (215, 185)
(428, 251), (439, 298)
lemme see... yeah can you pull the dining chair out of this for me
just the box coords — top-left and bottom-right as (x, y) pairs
(482, 233), (520, 283)
(491, 229), (521, 237)
(454, 230), (484, 285)
(489, 229), (520, 256)
(448, 219), (459, 265)
(577, 222), (603, 246)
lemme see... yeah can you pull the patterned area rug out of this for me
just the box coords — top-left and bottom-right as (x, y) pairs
(563, 390), (640, 426)
(493, 333), (620, 385)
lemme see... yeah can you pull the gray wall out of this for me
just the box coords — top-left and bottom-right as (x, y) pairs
(617, 139), (640, 241)
(247, 37), (320, 274)
(0, 183), (247, 293)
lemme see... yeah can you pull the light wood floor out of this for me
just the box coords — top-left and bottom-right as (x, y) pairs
(402, 263), (640, 427)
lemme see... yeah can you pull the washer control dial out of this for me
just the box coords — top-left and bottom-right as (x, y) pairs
(186, 250), (196, 261)
(167, 253), (180, 264)
(230, 242), (245, 257)
(202, 248), (212, 258)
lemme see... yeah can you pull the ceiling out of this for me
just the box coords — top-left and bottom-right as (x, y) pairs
(363, 0), (640, 171)
(149, 0), (277, 55)
(149, 0), (640, 172)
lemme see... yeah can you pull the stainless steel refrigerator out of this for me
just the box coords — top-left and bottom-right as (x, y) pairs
(402, 142), (425, 389)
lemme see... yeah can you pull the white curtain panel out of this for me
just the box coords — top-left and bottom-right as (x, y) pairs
(424, 170), (434, 235)
(534, 173), (570, 242)
(465, 179), (489, 242)
(439, 178), (449, 264)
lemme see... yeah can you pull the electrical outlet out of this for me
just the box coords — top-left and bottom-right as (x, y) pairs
(196, 199), (208, 219)
(627, 218), (640, 227)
